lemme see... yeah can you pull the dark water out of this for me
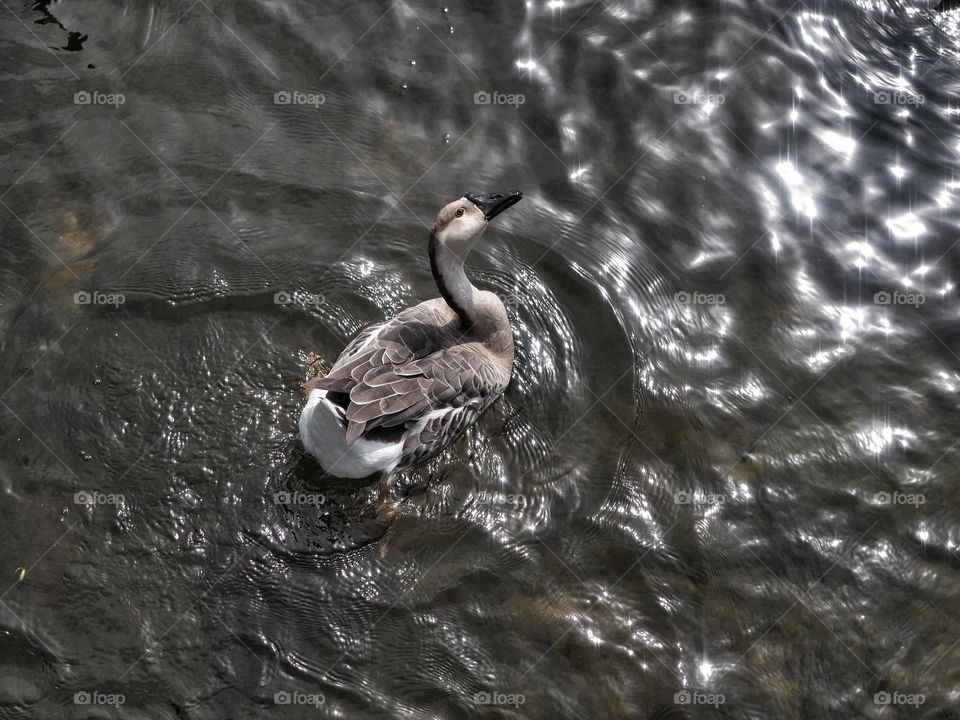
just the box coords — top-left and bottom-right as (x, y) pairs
(1, 0), (959, 717)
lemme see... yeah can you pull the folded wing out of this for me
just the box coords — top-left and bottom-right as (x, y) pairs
(311, 329), (505, 447)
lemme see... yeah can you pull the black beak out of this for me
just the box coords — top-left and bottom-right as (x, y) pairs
(464, 190), (523, 221)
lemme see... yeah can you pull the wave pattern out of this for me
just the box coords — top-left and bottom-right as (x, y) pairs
(1, 0), (959, 717)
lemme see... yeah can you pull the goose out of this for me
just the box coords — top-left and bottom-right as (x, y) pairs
(299, 190), (523, 511)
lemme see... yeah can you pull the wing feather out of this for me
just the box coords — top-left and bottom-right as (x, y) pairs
(313, 302), (509, 448)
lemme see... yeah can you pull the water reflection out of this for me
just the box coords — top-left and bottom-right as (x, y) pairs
(1, 0), (960, 717)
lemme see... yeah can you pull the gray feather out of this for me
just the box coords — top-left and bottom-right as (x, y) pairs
(318, 298), (512, 466)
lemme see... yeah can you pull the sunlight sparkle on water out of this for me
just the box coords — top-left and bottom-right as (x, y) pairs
(857, 242), (874, 257)
(857, 425), (917, 455)
(777, 161), (817, 218)
(886, 212), (925, 240)
(795, 270), (817, 297)
(820, 129), (856, 156)
(838, 305), (867, 342)
(846, 240), (875, 269)
(738, 378), (766, 402)
(699, 660), (715, 682)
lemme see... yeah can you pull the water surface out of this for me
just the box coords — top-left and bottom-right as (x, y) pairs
(1, 0), (959, 717)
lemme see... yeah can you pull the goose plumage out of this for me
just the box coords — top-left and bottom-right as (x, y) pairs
(299, 190), (523, 487)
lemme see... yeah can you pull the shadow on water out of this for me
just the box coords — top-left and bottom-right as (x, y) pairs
(31, 1), (87, 52)
(266, 442), (398, 557)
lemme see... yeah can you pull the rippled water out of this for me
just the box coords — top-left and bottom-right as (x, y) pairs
(2, 0), (960, 717)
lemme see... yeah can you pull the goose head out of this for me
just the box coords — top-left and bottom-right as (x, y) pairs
(430, 190), (523, 259)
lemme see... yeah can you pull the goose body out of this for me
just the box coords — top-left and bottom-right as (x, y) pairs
(299, 191), (522, 480)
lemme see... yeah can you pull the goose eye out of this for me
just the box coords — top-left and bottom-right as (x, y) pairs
(455, 208), (465, 217)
